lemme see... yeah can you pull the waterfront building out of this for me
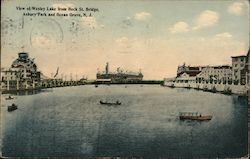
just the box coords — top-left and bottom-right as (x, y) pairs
(196, 65), (232, 84)
(1, 68), (20, 90)
(231, 55), (247, 85)
(177, 63), (201, 77)
(246, 49), (250, 86)
(175, 72), (197, 83)
(1, 52), (41, 91)
(175, 63), (201, 83)
(96, 62), (143, 83)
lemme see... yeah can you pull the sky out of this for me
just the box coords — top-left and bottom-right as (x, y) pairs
(1, 0), (249, 80)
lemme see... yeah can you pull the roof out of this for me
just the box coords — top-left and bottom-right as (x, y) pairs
(186, 71), (201, 77)
(178, 71), (201, 77)
(231, 55), (246, 58)
(187, 66), (200, 71)
(96, 79), (111, 82)
(214, 65), (232, 69)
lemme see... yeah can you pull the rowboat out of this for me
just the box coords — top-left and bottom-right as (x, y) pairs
(179, 112), (212, 121)
(5, 96), (14, 100)
(100, 100), (121, 106)
(8, 104), (18, 112)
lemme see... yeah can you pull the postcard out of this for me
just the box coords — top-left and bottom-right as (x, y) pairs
(1, 0), (249, 158)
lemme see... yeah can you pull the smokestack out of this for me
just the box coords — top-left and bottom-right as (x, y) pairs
(105, 62), (109, 74)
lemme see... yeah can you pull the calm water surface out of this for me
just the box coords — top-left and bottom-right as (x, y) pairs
(1, 85), (248, 158)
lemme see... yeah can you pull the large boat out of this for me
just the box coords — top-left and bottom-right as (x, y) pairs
(96, 62), (143, 83)
(179, 112), (212, 121)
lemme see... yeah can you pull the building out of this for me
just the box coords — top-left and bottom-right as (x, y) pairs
(175, 72), (197, 83)
(11, 52), (40, 82)
(175, 63), (201, 83)
(196, 65), (232, 84)
(96, 62), (143, 83)
(1, 52), (41, 91)
(231, 55), (247, 85)
(246, 49), (250, 86)
(1, 69), (21, 90)
(177, 63), (201, 77)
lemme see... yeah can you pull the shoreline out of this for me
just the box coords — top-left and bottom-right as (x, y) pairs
(1, 82), (163, 94)
(163, 81), (249, 96)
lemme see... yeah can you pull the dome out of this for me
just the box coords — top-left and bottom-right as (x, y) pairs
(11, 52), (37, 73)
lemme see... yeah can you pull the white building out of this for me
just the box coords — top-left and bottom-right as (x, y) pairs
(1, 52), (41, 91)
(231, 55), (247, 85)
(175, 72), (197, 83)
(196, 65), (232, 84)
(177, 63), (201, 77)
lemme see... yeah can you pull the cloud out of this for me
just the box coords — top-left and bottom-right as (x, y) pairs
(228, 2), (244, 15)
(134, 12), (152, 21)
(214, 32), (233, 40)
(169, 21), (189, 33)
(193, 10), (219, 30)
(116, 37), (129, 44)
(115, 37), (147, 54)
(82, 17), (97, 28)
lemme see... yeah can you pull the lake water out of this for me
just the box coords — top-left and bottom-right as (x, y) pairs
(1, 85), (248, 158)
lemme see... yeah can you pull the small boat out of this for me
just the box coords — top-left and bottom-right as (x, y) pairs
(210, 87), (217, 93)
(179, 112), (212, 121)
(8, 104), (18, 112)
(203, 86), (209, 92)
(100, 100), (121, 106)
(222, 88), (232, 95)
(5, 95), (14, 100)
(184, 85), (191, 89)
(169, 84), (175, 88)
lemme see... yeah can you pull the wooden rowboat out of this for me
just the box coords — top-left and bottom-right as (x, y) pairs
(179, 112), (212, 121)
(100, 100), (121, 106)
(8, 104), (18, 112)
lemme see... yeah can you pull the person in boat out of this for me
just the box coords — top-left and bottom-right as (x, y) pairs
(7, 95), (13, 99)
